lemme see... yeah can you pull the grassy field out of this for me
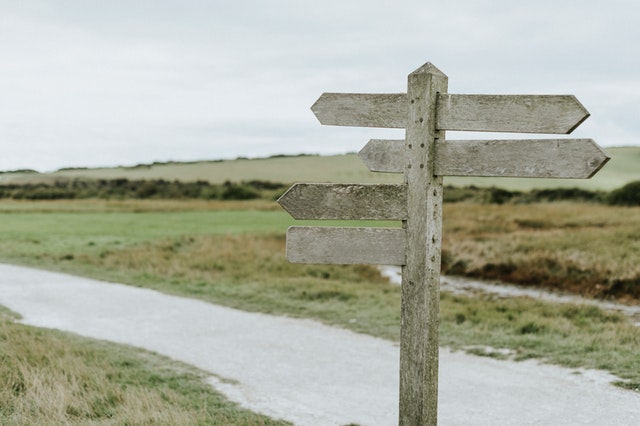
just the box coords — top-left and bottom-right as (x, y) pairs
(0, 199), (636, 300)
(2, 146), (639, 191)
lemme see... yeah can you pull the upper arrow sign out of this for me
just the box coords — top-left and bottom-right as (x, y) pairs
(312, 93), (590, 134)
(437, 94), (590, 134)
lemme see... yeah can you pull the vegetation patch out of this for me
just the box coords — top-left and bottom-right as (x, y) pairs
(0, 179), (288, 201)
(439, 292), (640, 388)
(607, 180), (640, 206)
(0, 312), (289, 425)
(441, 202), (640, 302)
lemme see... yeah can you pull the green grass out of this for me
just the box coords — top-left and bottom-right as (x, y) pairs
(0, 210), (288, 271)
(0, 203), (398, 275)
(1, 201), (635, 300)
(0, 310), (289, 425)
(439, 293), (640, 390)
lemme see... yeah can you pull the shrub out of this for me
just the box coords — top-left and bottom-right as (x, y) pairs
(526, 188), (603, 203)
(221, 182), (260, 200)
(607, 181), (640, 206)
(485, 187), (517, 204)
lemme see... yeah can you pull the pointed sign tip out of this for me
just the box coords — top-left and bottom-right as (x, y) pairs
(310, 94), (326, 123)
(410, 62), (447, 78)
(359, 139), (405, 173)
(564, 95), (590, 134)
(585, 143), (610, 178)
(276, 184), (295, 211)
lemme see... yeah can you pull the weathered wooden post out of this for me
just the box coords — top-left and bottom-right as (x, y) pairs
(400, 63), (447, 425)
(278, 61), (609, 425)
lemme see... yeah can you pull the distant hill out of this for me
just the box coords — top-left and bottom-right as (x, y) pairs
(1, 147), (638, 191)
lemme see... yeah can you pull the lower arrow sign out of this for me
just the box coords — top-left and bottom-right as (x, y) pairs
(286, 226), (406, 265)
(359, 138), (609, 178)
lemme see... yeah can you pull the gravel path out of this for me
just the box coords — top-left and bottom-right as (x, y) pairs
(1, 264), (639, 425)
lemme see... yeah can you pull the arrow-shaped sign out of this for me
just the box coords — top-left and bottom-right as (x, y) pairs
(311, 93), (407, 129)
(278, 183), (407, 220)
(358, 139), (405, 173)
(359, 138), (609, 178)
(312, 93), (590, 134)
(286, 226), (406, 265)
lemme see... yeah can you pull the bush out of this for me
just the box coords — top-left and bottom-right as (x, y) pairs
(0, 179), (283, 201)
(221, 182), (260, 200)
(607, 181), (640, 206)
(525, 188), (604, 203)
(485, 187), (518, 204)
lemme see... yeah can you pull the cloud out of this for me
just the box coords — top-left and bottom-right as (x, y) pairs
(0, 0), (638, 171)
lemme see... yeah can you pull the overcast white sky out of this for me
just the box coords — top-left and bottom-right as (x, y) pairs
(1, 0), (638, 171)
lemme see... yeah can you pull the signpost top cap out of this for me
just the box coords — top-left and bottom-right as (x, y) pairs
(410, 62), (447, 78)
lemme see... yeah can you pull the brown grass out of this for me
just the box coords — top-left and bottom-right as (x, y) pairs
(0, 313), (288, 425)
(441, 202), (640, 302)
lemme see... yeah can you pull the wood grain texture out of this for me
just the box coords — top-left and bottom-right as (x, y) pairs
(399, 62), (447, 426)
(311, 93), (407, 128)
(278, 183), (407, 220)
(358, 139), (405, 173)
(313, 93), (589, 134)
(436, 94), (590, 134)
(286, 226), (406, 265)
(359, 138), (610, 178)
(436, 138), (609, 178)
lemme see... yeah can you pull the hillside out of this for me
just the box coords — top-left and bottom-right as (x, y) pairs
(1, 146), (638, 191)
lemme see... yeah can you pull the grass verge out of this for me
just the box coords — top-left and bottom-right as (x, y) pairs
(439, 292), (640, 391)
(0, 310), (289, 425)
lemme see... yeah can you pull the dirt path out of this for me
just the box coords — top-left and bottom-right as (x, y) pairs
(1, 264), (639, 425)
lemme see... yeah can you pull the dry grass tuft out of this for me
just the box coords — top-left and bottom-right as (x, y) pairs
(0, 313), (289, 425)
(442, 203), (640, 302)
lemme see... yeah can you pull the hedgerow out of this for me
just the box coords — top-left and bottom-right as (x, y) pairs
(0, 179), (638, 205)
(0, 179), (287, 201)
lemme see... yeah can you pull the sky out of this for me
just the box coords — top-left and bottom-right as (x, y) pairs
(1, 0), (638, 172)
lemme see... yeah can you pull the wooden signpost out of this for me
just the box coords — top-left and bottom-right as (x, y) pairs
(278, 62), (609, 425)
